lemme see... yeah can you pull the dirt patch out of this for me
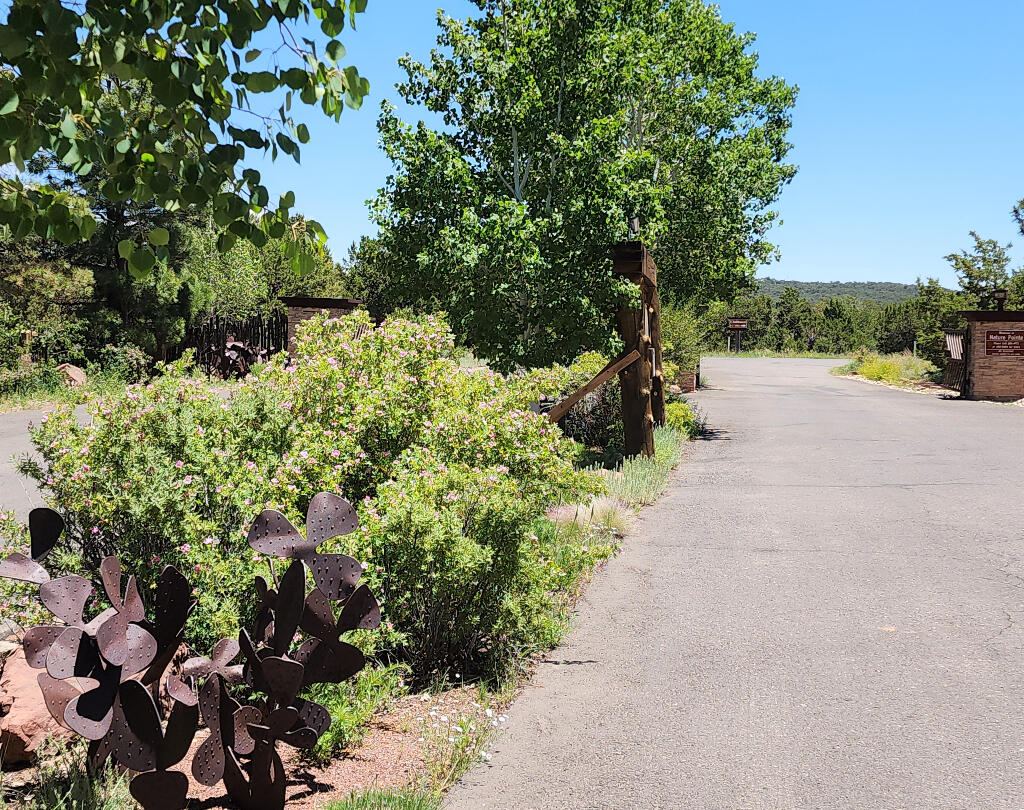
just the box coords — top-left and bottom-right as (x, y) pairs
(182, 686), (489, 808)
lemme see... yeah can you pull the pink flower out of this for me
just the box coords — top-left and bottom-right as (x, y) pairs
(180, 543), (191, 554)
(174, 461), (184, 469)
(183, 475), (193, 485)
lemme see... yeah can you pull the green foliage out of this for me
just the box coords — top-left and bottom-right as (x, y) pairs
(944, 231), (1019, 308)
(840, 350), (938, 385)
(913, 278), (971, 366)
(660, 303), (702, 377)
(324, 791), (441, 810)
(89, 343), (149, 383)
(6, 314), (597, 677)
(765, 285), (814, 351)
(0, 0), (370, 274)
(0, 364), (61, 400)
(306, 664), (409, 761)
(592, 426), (687, 507)
(0, 299), (24, 368)
(364, 0), (796, 369)
(556, 352), (623, 451)
(0, 738), (132, 810)
(665, 401), (700, 439)
(875, 297), (920, 354)
(812, 296), (880, 354)
(758, 278), (917, 305)
(181, 217), (350, 319)
(852, 356), (901, 384)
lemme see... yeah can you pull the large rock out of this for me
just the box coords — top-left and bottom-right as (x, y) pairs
(0, 648), (70, 765)
(55, 362), (87, 387)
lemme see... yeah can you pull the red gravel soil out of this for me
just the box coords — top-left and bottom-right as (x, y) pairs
(183, 687), (485, 809)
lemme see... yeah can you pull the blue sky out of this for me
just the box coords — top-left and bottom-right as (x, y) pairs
(250, 0), (1024, 288)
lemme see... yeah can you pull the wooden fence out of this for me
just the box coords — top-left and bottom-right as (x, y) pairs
(943, 329), (965, 392)
(179, 312), (288, 375)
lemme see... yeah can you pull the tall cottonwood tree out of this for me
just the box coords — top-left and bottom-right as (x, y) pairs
(365, 0), (797, 369)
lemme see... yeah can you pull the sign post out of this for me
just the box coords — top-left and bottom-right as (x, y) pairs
(727, 318), (748, 354)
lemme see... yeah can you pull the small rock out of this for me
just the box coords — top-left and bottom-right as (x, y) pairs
(0, 647), (71, 765)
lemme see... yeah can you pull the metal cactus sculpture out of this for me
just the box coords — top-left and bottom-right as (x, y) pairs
(0, 494), (379, 810)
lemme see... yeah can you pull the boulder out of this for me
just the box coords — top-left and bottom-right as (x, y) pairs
(0, 647), (70, 765)
(55, 362), (87, 387)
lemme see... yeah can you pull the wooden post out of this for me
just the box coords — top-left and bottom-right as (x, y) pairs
(646, 249), (666, 428)
(613, 242), (661, 457)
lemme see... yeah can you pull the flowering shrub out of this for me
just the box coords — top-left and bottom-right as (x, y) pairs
(665, 401), (700, 438)
(5, 313), (598, 677)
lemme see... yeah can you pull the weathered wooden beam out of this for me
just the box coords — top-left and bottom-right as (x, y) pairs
(547, 349), (641, 424)
(617, 303), (655, 457)
(613, 242), (658, 457)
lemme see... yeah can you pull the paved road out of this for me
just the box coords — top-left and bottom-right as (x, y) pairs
(446, 357), (1024, 810)
(0, 405), (88, 520)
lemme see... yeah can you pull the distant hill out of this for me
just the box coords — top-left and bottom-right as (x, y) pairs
(757, 278), (918, 305)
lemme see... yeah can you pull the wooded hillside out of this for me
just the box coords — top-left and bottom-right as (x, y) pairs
(758, 278), (918, 304)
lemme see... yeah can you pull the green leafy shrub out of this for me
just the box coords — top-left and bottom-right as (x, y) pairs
(89, 343), (150, 383)
(855, 356), (901, 383)
(306, 664), (410, 761)
(6, 314), (598, 679)
(0, 300), (24, 369)
(595, 427), (687, 506)
(333, 443), (596, 678)
(841, 350), (937, 385)
(660, 303), (702, 382)
(665, 401), (700, 438)
(522, 351), (623, 451)
(0, 364), (61, 399)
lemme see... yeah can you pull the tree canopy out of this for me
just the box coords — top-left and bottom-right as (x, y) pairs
(944, 231), (1018, 308)
(361, 0), (797, 370)
(0, 0), (370, 278)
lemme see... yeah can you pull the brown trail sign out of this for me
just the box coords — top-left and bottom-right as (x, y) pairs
(727, 318), (748, 353)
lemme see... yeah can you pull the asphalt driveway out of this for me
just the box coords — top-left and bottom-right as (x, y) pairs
(446, 357), (1024, 809)
(0, 405), (88, 520)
